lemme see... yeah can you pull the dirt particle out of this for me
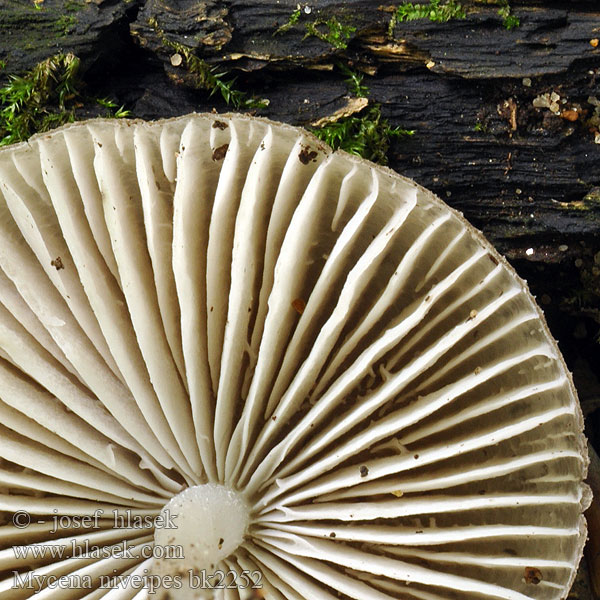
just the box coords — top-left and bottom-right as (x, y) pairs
(212, 120), (228, 130)
(413, 454), (419, 459)
(212, 143), (229, 161)
(329, 532), (336, 538)
(560, 109), (579, 122)
(51, 257), (64, 270)
(359, 465), (369, 477)
(524, 567), (542, 585)
(218, 537), (224, 549)
(298, 146), (318, 164)
(498, 97), (518, 131)
(292, 298), (306, 314)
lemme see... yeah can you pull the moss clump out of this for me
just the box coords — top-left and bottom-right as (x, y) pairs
(0, 53), (129, 147)
(338, 61), (369, 98)
(54, 14), (77, 35)
(274, 7), (302, 36)
(0, 53), (80, 146)
(498, 1), (520, 29)
(274, 10), (356, 50)
(304, 17), (356, 50)
(389, 0), (466, 35)
(148, 17), (267, 110)
(312, 104), (414, 165)
(95, 97), (130, 119)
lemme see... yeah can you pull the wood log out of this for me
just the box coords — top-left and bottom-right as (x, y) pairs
(0, 2), (599, 595)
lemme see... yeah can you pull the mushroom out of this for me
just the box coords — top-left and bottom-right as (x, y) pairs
(0, 113), (590, 599)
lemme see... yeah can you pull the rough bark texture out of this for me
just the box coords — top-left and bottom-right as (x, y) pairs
(1, 0), (599, 596)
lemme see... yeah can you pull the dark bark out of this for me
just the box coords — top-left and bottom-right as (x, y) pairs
(0, 5), (599, 594)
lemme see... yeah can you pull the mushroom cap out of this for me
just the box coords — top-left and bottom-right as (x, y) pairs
(0, 113), (590, 599)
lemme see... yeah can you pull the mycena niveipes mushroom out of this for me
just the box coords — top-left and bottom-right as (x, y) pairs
(0, 114), (590, 600)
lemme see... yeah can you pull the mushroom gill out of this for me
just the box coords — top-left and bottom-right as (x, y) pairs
(0, 113), (590, 600)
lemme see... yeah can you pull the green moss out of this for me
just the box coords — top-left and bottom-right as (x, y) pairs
(54, 14), (77, 36)
(337, 62), (369, 98)
(274, 7), (302, 36)
(498, 1), (520, 29)
(0, 54), (79, 146)
(95, 97), (131, 119)
(389, 0), (466, 35)
(311, 104), (414, 165)
(304, 17), (356, 50)
(148, 17), (267, 110)
(0, 53), (130, 147)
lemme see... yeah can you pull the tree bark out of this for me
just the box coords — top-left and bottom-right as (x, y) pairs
(1, 2), (599, 594)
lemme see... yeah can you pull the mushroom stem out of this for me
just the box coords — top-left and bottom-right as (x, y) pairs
(152, 483), (250, 596)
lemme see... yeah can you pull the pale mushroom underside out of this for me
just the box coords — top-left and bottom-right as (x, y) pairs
(0, 113), (590, 600)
